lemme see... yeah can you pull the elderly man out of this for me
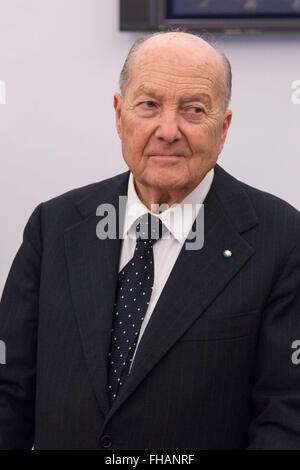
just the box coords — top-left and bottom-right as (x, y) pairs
(1, 31), (300, 450)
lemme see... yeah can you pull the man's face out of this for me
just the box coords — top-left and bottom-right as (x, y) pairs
(114, 37), (232, 195)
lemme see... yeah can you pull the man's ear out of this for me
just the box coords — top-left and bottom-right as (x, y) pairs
(114, 93), (123, 140)
(218, 109), (232, 155)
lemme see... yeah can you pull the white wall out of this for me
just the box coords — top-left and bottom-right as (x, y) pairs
(0, 0), (299, 293)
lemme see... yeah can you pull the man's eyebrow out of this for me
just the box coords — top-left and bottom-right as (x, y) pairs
(180, 94), (212, 107)
(133, 87), (161, 100)
(133, 88), (212, 106)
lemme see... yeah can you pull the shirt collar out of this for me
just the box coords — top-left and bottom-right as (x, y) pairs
(123, 168), (214, 244)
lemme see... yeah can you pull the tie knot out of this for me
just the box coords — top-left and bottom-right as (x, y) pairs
(134, 213), (168, 242)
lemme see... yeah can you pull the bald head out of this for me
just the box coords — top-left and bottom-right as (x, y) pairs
(119, 31), (232, 111)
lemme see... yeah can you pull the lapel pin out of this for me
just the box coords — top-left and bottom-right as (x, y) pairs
(223, 249), (232, 258)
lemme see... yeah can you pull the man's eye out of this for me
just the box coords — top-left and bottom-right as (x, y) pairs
(136, 101), (158, 117)
(192, 107), (203, 114)
(182, 106), (204, 119)
(143, 101), (156, 108)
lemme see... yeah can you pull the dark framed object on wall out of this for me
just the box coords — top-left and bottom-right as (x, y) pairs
(120, 0), (300, 32)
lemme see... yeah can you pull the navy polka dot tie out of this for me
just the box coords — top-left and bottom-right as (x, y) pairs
(107, 213), (167, 404)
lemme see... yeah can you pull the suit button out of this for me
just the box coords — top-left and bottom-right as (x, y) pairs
(101, 434), (112, 448)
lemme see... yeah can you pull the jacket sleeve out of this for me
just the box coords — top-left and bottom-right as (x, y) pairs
(247, 238), (300, 449)
(0, 204), (42, 449)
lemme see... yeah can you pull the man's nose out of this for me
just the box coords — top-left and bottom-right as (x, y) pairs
(154, 112), (182, 143)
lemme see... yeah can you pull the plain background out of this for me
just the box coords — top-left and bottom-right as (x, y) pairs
(0, 0), (299, 293)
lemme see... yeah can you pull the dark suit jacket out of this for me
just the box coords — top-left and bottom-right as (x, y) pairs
(1, 163), (300, 450)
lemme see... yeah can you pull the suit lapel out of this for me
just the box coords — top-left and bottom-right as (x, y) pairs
(104, 164), (259, 423)
(64, 171), (130, 417)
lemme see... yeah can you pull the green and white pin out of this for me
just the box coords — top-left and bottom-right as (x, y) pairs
(223, 249), (232, 258)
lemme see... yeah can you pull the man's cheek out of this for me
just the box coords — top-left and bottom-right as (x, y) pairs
(136, 120), (153, 135)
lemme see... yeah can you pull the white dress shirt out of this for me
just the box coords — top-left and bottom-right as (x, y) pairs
(119, 168), (214, 370)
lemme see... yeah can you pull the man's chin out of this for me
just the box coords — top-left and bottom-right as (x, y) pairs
(140, 172), (192, 191)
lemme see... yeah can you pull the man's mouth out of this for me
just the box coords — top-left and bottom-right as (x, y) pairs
(148, 154), (184, 158)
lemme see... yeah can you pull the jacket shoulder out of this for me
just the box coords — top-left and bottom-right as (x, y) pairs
(25, 171), (130, 238)
(214, 164), (300, 251)
(215, 163), (300, 220)
(41, 171), (129, 210)
(239, 178), (300, 221)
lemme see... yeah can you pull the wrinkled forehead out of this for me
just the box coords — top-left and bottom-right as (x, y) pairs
(129, 40), (224, 102)
(138, 34), (221, 68)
